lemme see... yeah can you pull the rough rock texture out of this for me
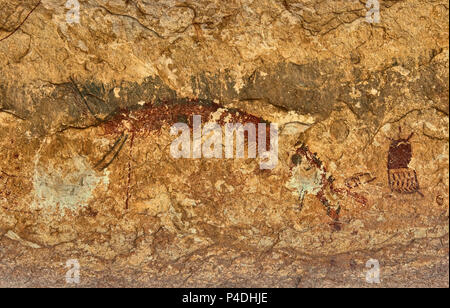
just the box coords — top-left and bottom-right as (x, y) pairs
(0, 0), (448, 287)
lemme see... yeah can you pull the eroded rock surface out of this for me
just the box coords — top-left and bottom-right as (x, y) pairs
(0, 0), (448, 287)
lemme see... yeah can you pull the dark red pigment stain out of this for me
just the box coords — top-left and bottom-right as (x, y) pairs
(387, 127), (423, 197)
(388, 132), (413, 169)
(101, 99), (269, 137)
(291, 143), (368, 231)
(97, 99), (272, 209)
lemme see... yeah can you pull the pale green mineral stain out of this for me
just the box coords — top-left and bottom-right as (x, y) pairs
(32, 155), (109, 214)
(286, 164), (324, 197)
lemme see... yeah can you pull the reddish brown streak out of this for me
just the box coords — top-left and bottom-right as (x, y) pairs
(101, 100), (269, 138)
(125, 133), (135, 210)
(100, 100), (272, 210)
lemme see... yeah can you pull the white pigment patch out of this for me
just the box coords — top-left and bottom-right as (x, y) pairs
(114, 87), (121, 98)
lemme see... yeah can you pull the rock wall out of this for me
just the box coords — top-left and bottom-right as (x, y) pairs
(0, 0), (448, 287)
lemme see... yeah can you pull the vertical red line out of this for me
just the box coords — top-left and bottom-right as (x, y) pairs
(125, 132), (135, 210)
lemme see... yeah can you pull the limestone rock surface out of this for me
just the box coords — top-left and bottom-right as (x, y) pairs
(0, 0), (448, 287)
